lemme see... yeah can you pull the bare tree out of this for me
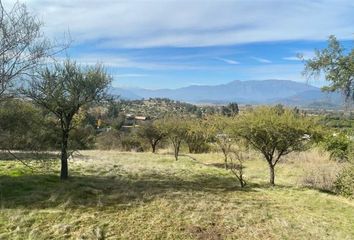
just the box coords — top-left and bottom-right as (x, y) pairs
(0, 1), (65, 98)
(228, 149), (248, 188)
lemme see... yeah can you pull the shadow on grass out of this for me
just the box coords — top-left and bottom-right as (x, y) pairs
(0, 171), (256, 210)
(0, 151), (58, 161)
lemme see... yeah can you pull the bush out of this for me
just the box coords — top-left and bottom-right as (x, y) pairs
(321, 132), (353, 161)
(301, 162), (342, 192)
(95, 130), (121, 150)
(299, 151), (343, 192)
(335, 165), (354, 198)
(121, 134), (144, 152)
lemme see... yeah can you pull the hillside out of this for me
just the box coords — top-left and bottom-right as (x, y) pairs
(112, 80), (343, 107)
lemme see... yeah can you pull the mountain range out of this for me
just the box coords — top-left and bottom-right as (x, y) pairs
(109, 80), (343, 107)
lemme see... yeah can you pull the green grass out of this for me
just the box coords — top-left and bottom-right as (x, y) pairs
(0, 151), (353, 239)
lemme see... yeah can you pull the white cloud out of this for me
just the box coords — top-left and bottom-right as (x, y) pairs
(216, 57), (240, 65)
(251, 57), (272, 63)
(14, 0), (354, 48)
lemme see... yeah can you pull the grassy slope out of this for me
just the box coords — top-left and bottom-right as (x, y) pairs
(0, 151), (353, 240)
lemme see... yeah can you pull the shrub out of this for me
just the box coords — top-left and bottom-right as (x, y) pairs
(121, 134), (144, 152)
(335, 165), (354, 198)
(95, 130), (121, 150)
(301, 161), (342, 192)
(321, 132), (353, 161)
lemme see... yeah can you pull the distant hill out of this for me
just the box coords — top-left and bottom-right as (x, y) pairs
(111, 80), (343, 107)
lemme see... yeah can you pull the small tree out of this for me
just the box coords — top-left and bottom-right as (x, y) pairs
(137, 121), (165, 153)
(22, 60), (111, 179)
(157, 117), (188, 160)
(208, 115), (234, 169)
(184, 118), (211, 154)
(228, 148), (248, 188)
(302, 35), (354, 106)
(221, 102), (239, 117)
(234, 106), (318, 185)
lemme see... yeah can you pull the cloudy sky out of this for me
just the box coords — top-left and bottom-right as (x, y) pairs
(8, 0), (354, 89)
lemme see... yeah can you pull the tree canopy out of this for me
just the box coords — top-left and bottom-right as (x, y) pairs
(234, 106), (320, 185)
(303, 35), (354, 104)
(22, 60), (111, 179)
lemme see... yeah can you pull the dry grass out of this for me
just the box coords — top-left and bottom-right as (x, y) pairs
(0, 150), (353, 239)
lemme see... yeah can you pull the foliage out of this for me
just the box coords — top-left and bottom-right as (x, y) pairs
(95, 130), (121, 150)
(121, 133), (144, 152)
(21, 60), (111, 179)
(184, 118), (211, 154)
(321, 131), (353, 161)
(156, 116), (188, 160)
(137, 121), (165, 153)
(0, 99), (42, 150)
(303, 35), (354, 103)
(221, 102), (239, 117)
(234, 106), (320, 185)
(207, 115), (235, 168)
(335, 164), (354, 198)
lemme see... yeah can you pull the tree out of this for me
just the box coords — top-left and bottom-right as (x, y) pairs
(302, 35), (354, 105)
(137, 121), (165, 153)
(184, 118), (211, 154)
(0, 1), (64, 98)
(228, 148), (248, 188)
(0, 99), (42, 150)
(156, 117), (188, 160)
(21, 60), (111, 179)
(221, 102), (239, 117)
(208, 115), (234, 169)
(234, 106), (319, 185)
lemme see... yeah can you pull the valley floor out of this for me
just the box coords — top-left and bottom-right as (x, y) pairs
(0, 151), (353, 239)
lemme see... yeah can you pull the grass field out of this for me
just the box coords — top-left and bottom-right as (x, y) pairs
(0, 150), (353, 239)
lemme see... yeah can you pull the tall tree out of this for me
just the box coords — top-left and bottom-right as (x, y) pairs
(22, 60), (111, 179)
(302, 35), (354, 105)
(0, 1), (64, 98)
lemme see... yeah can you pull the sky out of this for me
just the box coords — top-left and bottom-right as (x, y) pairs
(6, 0), (354, 89)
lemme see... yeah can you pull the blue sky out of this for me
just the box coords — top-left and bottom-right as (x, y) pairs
(10, 0), (354, 89)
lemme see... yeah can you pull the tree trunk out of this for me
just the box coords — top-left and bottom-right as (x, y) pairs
(174, 141), (180, 161)
(222, 148), (228, 169)
(151, 142), (156, 153)
(269, 164), (275, 186)
(60, 129), (69, 180)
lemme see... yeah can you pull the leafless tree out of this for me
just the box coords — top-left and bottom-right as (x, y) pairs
(228, 149), (248, 188)
(0, 0), (67, 98)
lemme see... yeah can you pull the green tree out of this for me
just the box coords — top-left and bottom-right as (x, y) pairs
(302, 35), (354, 105)
(184, 118), (211, 154)
(21, 60), (111, 179)
(234, 106), (319, 185)
(156, 117), (188, 160)
(222, 102), (239, 117)
(208, 115), (234, 169)
(0, 99), (42, 150)
(137, 121), (165, 153)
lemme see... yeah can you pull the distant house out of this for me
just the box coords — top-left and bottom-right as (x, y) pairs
(122, 114), (149, 129)
(135, 116), (147, 121)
